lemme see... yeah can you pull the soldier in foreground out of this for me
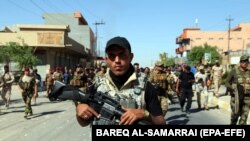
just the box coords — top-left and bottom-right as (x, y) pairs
(226, 55), (250, 125)
(75, 36), (165, 125)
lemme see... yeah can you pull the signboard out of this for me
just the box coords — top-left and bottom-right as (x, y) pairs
(230, 56), (240, 65)
(204, 53), (211, 63)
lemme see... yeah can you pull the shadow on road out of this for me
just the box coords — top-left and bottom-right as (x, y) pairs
(30, 110), (65, 119)
(167, 118), (189, 125)
(167, 107), (180, 112)
(166, 113), (189, 125)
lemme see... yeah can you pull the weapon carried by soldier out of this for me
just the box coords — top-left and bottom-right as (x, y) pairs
(48, 81), (150, 125)
(231, 82), (244, 114)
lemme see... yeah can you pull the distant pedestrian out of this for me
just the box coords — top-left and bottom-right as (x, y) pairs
(32, 68), (41, 105)
(176, 65), (195, 114)
(0, 64), (15, 109)
(194, 65), (208, 110)
(45, 69), (54, 97)
(212, 60), (224, 97)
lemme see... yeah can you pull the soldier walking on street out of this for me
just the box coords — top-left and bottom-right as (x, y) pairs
(212, 60), (224, 97)
(149, 63), (169, 116)
(0, 64), (15, 109)
(226, 55), (250, 125)
(18, 67), (37, 118)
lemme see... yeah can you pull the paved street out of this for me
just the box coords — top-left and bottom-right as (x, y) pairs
(0, 85), (91, 141)
(0, 84), (249, 141)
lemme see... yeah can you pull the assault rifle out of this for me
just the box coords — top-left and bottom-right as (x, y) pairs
(49, 81), (150, 125)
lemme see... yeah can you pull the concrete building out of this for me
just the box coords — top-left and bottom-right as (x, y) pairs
(0, 11), (95, 80)
(43, 11), (95, 61)
(175, 23), (250, 64)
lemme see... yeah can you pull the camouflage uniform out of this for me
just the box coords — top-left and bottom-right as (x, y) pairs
(166, 72), (176, 104)
(19, 74), (36, 117)
(212, 61), (224, 97)
(149, 70), (168, 116)
(0, 71), (14, 108)
(226, 55), (250, 125)
(94, 69), (147, 125)
(45, 72), (54, 97)
(70, 72), (87, 93)
(53, 71), (63, 82)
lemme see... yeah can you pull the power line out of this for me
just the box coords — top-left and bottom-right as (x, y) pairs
(8, 0), (40, 17)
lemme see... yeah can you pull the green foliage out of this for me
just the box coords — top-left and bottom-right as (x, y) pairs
(0, 42), (39, 69)
(159, 52), (167, 66)
(187, 43), (221, 65)
(158, 52), (175, 66)
(165, 57), (175, 66)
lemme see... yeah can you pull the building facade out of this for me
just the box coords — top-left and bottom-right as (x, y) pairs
(175, 23), (250, 64)
(0, 12), (95, 80)
(43, 11), (95, 60)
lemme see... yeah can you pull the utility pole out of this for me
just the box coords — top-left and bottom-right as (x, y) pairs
(226, 16), (233, 64)
(93, 20), (105, 57)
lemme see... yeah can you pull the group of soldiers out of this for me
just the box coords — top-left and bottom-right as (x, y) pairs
(1, 54), (250, 124)
(134, 55), (250, 125)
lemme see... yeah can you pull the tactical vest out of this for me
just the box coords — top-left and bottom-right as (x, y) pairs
(70, 73), (84, 87)
(2, 72), (13, 87)
(93, 72), (147, 125)
(19, 75), (35, 92)
(3, 73), (12, 82)
(53, 72), (62, 81)
(46, 73), (54, 85)
(235, 68), (250, 94)
(150, 72), (168, 90)
(166, 73), (175, 91)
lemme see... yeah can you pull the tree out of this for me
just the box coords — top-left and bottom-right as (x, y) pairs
(165, 57), (175, 66)
(158, 52), (175, 66)
(187, 43), (221, 65)
(159, 52), (167, 66)
(0, 42), (39, 69)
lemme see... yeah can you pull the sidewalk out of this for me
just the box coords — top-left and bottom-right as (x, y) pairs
(207, 85), (231, 112)
(204, 85), (250, 124)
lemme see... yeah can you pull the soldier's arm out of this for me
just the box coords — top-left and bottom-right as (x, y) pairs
(18, 76), (24, 92)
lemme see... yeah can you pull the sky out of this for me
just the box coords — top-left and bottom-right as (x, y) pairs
(1, 0), (250, 67)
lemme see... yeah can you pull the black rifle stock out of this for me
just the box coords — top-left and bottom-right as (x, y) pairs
(49, 81), (150, 125)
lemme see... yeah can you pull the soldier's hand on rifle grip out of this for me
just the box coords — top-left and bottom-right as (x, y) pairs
(76, 103), (99, 120)
(120, 108), (144, 125)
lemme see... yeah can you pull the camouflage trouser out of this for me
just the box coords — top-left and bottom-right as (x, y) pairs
(213, 78), (221, 97)
(1, 86), (12, 107)
(230, 97), (250, 125)
(167, 90), (175, 103)
(22, 91), (33, 115)
(158, 96), (168, 116)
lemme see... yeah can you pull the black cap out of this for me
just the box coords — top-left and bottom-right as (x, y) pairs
(240, 55), (249, 61)
(105, 36), (131, 53)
